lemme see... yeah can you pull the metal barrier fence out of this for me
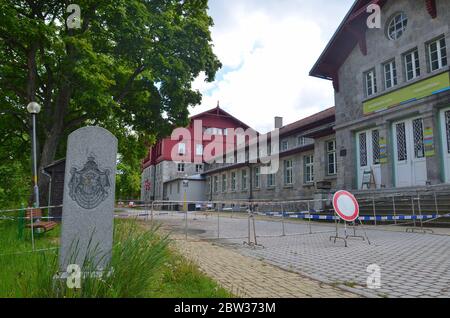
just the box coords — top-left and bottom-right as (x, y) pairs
(117, 193), (450, 245)
(2, 189), (450, 253)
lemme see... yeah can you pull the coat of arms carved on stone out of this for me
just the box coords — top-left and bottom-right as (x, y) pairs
(68, 155), (111, 209)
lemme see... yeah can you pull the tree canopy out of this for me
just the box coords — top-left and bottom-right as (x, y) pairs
(0, 0), (221, 204)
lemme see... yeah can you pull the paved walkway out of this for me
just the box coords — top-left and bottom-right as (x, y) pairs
(126, 210), (450, 298)
(170, 234), (358, 298)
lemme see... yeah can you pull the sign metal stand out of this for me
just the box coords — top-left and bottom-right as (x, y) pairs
(330, 190), (371, 247)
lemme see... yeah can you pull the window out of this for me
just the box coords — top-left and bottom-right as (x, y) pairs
(169, 183), (173, 195)
(204, 127), (223, 135)
(281, 140), (289, 151)
(213, 176), (219, 193)
(196, 144), (203, 156)
(284, 160), (293, 185)
(428, 37), (447, 72)
(413, 118), (425, 159)
(365, 69), (377, 97)
(267, 173), (275, 187)
(241, 170), (248, 190)
(445, 111), (450, 154)
(327, 140), (337, 175)
(231, 172), (236, 191)
(195, 164), (203, 173)
(177, 163), (185, 172)
(304, 155), (314, 183)
(254, 167), (260, 189)
(396, 123), (407, 161)
(298, 136), (313, 146)
(359, 132), (368, 167)
(383, 60), (397, 89)
(372, 130), (380, 165)
(387, 12), (407, 40)
(223, 128), (228, 136)
(404, 49), (420, 81)
(222, 174), (227, 192)
(178, 143), (186, 155)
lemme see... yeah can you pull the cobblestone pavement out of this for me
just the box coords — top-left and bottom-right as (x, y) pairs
(124, 210), (450, 298)
(171, 235), (358, 298)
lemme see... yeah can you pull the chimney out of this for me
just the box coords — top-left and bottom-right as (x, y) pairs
(274, 116), (283, 129)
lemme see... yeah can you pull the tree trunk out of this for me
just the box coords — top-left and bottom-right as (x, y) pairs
(37, 85), (71, 207)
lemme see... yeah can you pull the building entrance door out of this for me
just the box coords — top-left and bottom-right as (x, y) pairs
(393, 117), (427, 187)
(356, 129), (381, 189)
(440, 107), (450, 183)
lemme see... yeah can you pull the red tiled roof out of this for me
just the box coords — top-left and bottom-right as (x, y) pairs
(190, 105), (254, 131)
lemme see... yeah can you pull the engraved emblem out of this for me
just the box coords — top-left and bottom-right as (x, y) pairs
(69, 155), (111, 209)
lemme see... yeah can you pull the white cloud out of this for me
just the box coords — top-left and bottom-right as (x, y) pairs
(191, 0), (354, 133)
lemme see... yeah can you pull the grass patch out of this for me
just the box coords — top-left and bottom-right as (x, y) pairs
(0, 217), (231, 298)
(147, 251), (232, 298)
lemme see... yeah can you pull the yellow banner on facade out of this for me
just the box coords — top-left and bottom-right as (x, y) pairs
(363, 71), (450, 115)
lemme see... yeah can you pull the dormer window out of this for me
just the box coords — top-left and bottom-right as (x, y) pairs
(387, 12), (408, 40)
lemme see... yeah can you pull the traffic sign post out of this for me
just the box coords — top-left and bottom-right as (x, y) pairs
(329, 190), (370, 247)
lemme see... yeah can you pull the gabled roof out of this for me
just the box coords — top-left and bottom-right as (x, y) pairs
(309, 0), (388, 83)
(279, 106), (335, 137)
(190, 105), (254, 131)
(310, 0), (438, 89)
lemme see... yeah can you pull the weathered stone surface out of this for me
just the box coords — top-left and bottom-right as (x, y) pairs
(59, 126), (117, 272)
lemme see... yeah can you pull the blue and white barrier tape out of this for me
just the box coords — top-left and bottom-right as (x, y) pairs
(255, 212), (441, 221)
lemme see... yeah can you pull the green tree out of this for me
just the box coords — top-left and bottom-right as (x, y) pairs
(0, 0), (221, 205)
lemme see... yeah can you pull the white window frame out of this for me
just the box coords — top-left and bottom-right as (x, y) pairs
(404, 49), (420, 81)
(281, 140), (289, 151)
(304, 155), (314, 183)
(383, 59), (397, 89)
(387, 12), (408, 40)
(177, 163), (185, 173)
(195, 164), (203, 173)
(428, 36), (447, 72)
(222, 174), (227, 192)
(284, 160), (293, 185)
(195, 144), (203, 156)
(267, 173), (275, 187)
(178, 143), (186, 155)
(365, 69), (377, 97)
(241, 170), (248, 190)
(254, 167), (260, 189)
(327, 140), (337, 176)
(231, 172), (236, 191)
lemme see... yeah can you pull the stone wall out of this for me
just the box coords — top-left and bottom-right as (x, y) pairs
(335, 0), (450, 190)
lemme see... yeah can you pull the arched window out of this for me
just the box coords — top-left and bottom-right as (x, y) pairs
(387, 12), (408, 40)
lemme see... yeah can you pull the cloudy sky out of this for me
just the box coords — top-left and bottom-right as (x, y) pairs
(190, 0), (354, 133)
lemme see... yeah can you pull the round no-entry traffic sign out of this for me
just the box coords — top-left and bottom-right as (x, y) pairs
(333, 190), (359, 222)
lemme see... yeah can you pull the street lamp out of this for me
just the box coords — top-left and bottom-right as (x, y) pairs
(182, 175), (189, 212)
(27, 102), (41, 208)
(182, 175), (189, 240)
